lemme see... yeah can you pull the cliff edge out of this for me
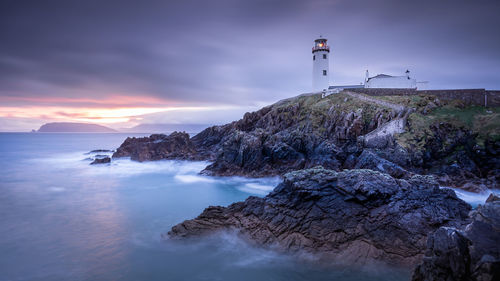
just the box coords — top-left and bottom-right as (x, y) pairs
(113, 91), (499, 190)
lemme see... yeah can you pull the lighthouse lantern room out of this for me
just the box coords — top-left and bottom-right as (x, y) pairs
(312, 37), (330, 92)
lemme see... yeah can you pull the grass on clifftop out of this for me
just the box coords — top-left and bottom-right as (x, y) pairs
(273, 92), (499, 148)
(372, 94), (500, 149)
(274, 93), (395, 134)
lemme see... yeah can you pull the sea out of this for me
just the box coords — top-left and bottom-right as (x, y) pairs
(0, 133), (493, 281)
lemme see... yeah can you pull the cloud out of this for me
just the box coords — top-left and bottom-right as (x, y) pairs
(0, 0), (499, 131)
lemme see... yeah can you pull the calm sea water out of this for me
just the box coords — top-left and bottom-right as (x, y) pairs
(0, 133), (416, 281)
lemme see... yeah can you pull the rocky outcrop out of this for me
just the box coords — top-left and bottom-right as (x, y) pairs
(86, 149), (114, 154)
(90, 156), (111, 164)
(114, 93), (397, 176)
(167, 167), (471, 266)
(113, 92), (499, 189)
(112, 132), (206, 162)
(413, 123), (499, 191)
(354, 150), (410, 179)
(412, 201), (500, 281)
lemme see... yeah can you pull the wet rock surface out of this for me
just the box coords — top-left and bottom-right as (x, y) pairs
(412, 201), (500, 281)
(167, 167), (471, 266)
(112, 132), (206, 162)
(86, 149), (114, 154)
(90, 156), (111, 165)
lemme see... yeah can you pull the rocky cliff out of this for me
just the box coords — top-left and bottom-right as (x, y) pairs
(412, 195), (500, 281)
(167, 167), (471, 267)
(113, 91), (499, 190)
(114, 93), (399, 176)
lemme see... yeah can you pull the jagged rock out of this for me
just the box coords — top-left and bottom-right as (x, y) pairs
(114, 94), (395, 176)
(459, 182), (489, 193)
(354, 150), (410, 179)
(112, 93), (499, 189)
(486, 193), (500, 203)
(86, 149), (114, 154)
(168, 167), (471, 266)
(90, 156), (111, 165)
(94, 154), (109, 159)
(418, 123), (496, 190)
(412, 201), (500, 281)
(112, 132), (205, 162)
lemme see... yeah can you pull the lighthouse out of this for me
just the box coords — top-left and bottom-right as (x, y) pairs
(312, 37), (330, 92)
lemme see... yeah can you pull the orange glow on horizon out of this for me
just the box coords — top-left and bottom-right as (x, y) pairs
(0, 93), (247, 129)
(0, 105), (240, 124)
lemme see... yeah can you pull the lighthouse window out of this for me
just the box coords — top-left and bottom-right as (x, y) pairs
(323, 70), (327, 76)
(313, 55), (315, 60)
(323, 54), (327, 59)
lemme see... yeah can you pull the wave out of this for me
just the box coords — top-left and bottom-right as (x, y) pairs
(28, 151), (282, 197)
(28, 151), (210, 177)
(441, 186), (499, 207)
(174, 174), (216, 183)
(237, 182), (277, 195)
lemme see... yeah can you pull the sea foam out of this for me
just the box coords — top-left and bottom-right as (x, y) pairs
(441, 186), (499, 207)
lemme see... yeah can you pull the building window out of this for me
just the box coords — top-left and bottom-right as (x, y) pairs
(323, 54), (327, 59)
(323, 70), (327, 76)
(313, 55), (315, 61)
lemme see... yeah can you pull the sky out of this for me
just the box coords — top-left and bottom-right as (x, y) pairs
(1, 0), (499, 131)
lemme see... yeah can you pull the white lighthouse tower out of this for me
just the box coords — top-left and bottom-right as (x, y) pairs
(312, 37), (330, 92)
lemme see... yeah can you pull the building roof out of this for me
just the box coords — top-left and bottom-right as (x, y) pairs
(372, 74), (393, 79)
(366, 74), (396, 82)
(328, 85), (364, 89)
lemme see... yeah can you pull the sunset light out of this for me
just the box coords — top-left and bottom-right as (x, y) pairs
(0, 104), (241, 124)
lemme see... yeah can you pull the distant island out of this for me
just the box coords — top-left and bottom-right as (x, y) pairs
(36, 122), (117, 133)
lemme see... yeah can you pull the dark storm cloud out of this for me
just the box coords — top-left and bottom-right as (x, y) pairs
(1, 0), (500, 108)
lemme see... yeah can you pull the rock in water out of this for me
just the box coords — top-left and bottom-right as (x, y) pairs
(90, 156), (111, 165)
(167, 167), (471, 266)
(112, 132), (204, 162)
(412, 201), (500, 281)
(486, 193), (500, 203)
(86, 149), (114, 154)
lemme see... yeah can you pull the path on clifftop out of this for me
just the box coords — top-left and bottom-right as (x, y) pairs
(343, 91), (411, 147)
(343, 91), (407, 113)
